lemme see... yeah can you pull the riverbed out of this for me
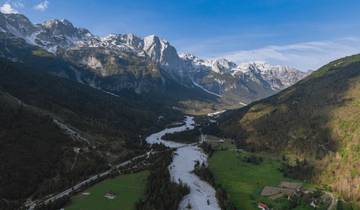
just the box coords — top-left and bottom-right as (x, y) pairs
(145, 116), (221, 210)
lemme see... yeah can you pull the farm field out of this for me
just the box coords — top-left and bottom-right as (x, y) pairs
(208, 150), (317, 210)
(65, 171), (149, 210)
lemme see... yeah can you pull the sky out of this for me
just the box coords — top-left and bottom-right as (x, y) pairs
(1, 0), (360, 70)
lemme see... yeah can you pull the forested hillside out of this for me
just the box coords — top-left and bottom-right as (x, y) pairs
(218, 54), (360, 203)
(0, 57), (180, 209)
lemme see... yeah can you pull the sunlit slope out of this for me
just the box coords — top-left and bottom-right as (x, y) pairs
(218, 54), (360, 201)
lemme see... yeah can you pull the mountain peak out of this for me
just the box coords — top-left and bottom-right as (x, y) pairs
(41, 18), (92, 36)
(144, 34), (162, 47)
(0, 12), (37, 38)
(144, 34), (159, 40)
(99, 33), (144, 50)
(235, 61), (297, 73)
(180, 53), (209, 64)
(211, 58), (237, 73)
(42, 19), (74, 29)
(179, 53), (197, 59)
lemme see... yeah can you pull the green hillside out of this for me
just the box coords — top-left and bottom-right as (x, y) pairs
(218, 54), (360, 203)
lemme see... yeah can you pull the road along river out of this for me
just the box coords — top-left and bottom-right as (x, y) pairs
(146, 116), (221, 210)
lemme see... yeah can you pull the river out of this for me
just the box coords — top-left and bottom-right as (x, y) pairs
(146, 116), (221, 210)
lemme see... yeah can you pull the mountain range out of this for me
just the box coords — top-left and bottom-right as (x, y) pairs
(0, 12), (307, 107)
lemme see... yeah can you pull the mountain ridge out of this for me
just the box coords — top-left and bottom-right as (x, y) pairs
(0, 11), (307, 106)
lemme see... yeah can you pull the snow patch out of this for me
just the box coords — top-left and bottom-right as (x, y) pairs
(101, 90), (120, 97)
(207, 110), (226, 117)
(53, 119), (90, 144)
(192, 81), (221, 97)
(239, 101), (248, 106)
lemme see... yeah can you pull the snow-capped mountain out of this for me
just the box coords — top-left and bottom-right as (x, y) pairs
(181, 54), (307, 103)
(182, 53), (237, 74)
(0, 11), (307, 104)
(182, 54), (306, 90)
(0, 13), (93, 53)
(234, 61), (306, 90)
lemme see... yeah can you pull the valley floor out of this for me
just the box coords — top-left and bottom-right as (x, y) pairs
(206, 137), (329, 210)
(42, 117), (337, 210)
(146, 116), (221, 210)
(65, 171), (149, 210)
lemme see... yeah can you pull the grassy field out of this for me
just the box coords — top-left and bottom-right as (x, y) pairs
(65, 171), (149, 210)
(208, 150), (314, 210)
(205, 135), (237, 150)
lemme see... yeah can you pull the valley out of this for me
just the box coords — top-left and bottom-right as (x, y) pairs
(146, 116), (220, 210)
(27, 114), (340, 210)
(0, 3), (360, 210)
(206, 138), (330, 210)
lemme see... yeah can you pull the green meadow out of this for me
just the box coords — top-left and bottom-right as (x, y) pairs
(208, 150), (315, 210)
(65, 171), (149, 210)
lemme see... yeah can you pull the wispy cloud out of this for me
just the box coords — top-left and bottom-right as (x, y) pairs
(176, 32), (279, 57)
(218, 37), (360, 71)
(0, 3), (18, 14)
(34, 0), (49, 11)
(11, 0), (23, 9)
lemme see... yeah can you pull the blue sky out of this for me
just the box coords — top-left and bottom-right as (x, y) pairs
(1, 0), (360, 70)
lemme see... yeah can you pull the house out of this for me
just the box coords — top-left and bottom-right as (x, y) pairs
(104, 191), (116, 199)
(279, 182), (303, 191)
(218, 139), (225, 143)
(261, 186), (297, 199)
(310, 200), (317, 208)
(261, 186), (283, 196)
(261, 182), (303, 200)
(258, 202), (269, 210)
(81, 192), (90, 196)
